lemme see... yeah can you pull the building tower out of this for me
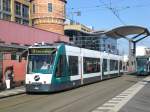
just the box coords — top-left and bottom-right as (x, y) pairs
(31, 0), (67, 34)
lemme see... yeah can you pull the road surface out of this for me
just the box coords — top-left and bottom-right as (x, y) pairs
(0, 75), (144, 112)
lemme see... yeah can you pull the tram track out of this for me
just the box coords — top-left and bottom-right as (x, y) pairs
(47, 76), (139, 112)
(0, 94), (49, 109)
(0, 75), (144, 112)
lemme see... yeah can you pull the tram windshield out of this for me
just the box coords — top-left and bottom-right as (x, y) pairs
(27, 54), (55, 74)
(137, 58), (148, 71)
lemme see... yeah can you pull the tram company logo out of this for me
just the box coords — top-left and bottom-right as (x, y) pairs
(34, 75), (40, 81)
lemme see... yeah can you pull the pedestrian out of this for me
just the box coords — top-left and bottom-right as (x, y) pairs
(5, 66), (14, 89)
(9, 66), (14, 88)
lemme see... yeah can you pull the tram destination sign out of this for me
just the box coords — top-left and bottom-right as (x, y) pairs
(29, 48), (56, 54)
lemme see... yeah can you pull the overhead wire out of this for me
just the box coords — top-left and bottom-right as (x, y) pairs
(67, 0), (150, 18)
(66, 0), (150, 27)
(98, 0), (126, 25)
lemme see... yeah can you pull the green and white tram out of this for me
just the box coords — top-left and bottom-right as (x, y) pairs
(25, 43), (124, 93)
(136, 56), (150, 76)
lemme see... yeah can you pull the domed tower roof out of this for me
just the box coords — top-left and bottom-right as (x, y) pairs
(31, 0), (67, 35)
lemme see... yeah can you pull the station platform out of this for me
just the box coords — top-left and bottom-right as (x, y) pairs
(0, 76), (150, 112)
(0, 86), (25, 99)
(119, 80), (150, 112)
(92, 76), (150, 112)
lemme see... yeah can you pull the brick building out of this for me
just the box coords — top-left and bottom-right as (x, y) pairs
(31, 0), (67, 34)
(0, 0), (32, 25)
(0, 0), (67, 34)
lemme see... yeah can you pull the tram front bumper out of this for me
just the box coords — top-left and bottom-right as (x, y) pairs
(26, 84), (51, 93)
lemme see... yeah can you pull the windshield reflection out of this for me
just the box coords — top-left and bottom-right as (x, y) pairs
(27, 54), (55, 74)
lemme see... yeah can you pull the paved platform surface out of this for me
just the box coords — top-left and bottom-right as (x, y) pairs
(0, 75), (150, 112)
(0, 86), (25, 98)
(92, 76), (150, 112)
(119, 80), (150, 112)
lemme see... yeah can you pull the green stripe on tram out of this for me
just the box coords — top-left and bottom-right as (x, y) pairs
(51, 44), (71, 84)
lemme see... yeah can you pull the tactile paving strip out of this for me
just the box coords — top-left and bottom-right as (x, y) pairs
(92, 76), (150, 112)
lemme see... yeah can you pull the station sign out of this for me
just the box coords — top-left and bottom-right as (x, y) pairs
(29, 48), (56, 54)
(0, 47), (17, 52)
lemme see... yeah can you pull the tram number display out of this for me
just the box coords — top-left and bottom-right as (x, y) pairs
(29, 48), (56, 54)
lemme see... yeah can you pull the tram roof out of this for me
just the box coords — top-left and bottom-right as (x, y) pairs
(105, 25), (150, 39)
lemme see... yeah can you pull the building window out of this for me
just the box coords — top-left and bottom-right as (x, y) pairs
(15, 1), (21, 16)
(0, 0), (2, 11)
(3, 0), (11, 12)
(68, 56), (78, 76)
(83, 57), (100, 74)
(15, 17), (22, 24)
(0, 12), (1, 19)
(48, 3), (52, 12)
(63, 4), (66, 17)
(23, 19), (29, 25)
(22, 5), (29, 18)
(32, 4), (35, 14)
(3, 13), (11, 21)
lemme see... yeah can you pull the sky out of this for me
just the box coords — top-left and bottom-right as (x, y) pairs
(66, 0), (150, 54)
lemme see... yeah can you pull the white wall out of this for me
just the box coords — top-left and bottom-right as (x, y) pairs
(123, 55), (129, 62)
(136, 46), (147, 56)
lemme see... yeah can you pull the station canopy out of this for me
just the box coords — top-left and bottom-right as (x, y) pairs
(0, 43), (27, 52)
(105, 26), (150, 39)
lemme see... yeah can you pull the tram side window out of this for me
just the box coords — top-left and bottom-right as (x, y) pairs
(68, 56), (78, 76)
(115, 60), (118, 70)
(103, 59), (108, 72)
(55, 55), (66, 77)
(83, 57), (100, 74)
(110, 60), (118, 71)
(120, 61), (122, 70)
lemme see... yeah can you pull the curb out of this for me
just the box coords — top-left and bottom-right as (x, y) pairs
(0, 91), (25, 99)
(92, 76), (150, 112)
(0, 87), (25, 99)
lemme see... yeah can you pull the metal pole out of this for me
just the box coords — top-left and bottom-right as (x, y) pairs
(128, 40), (132, 72)
(133, 42), (136, 56)
(133, 42), (137, 72)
